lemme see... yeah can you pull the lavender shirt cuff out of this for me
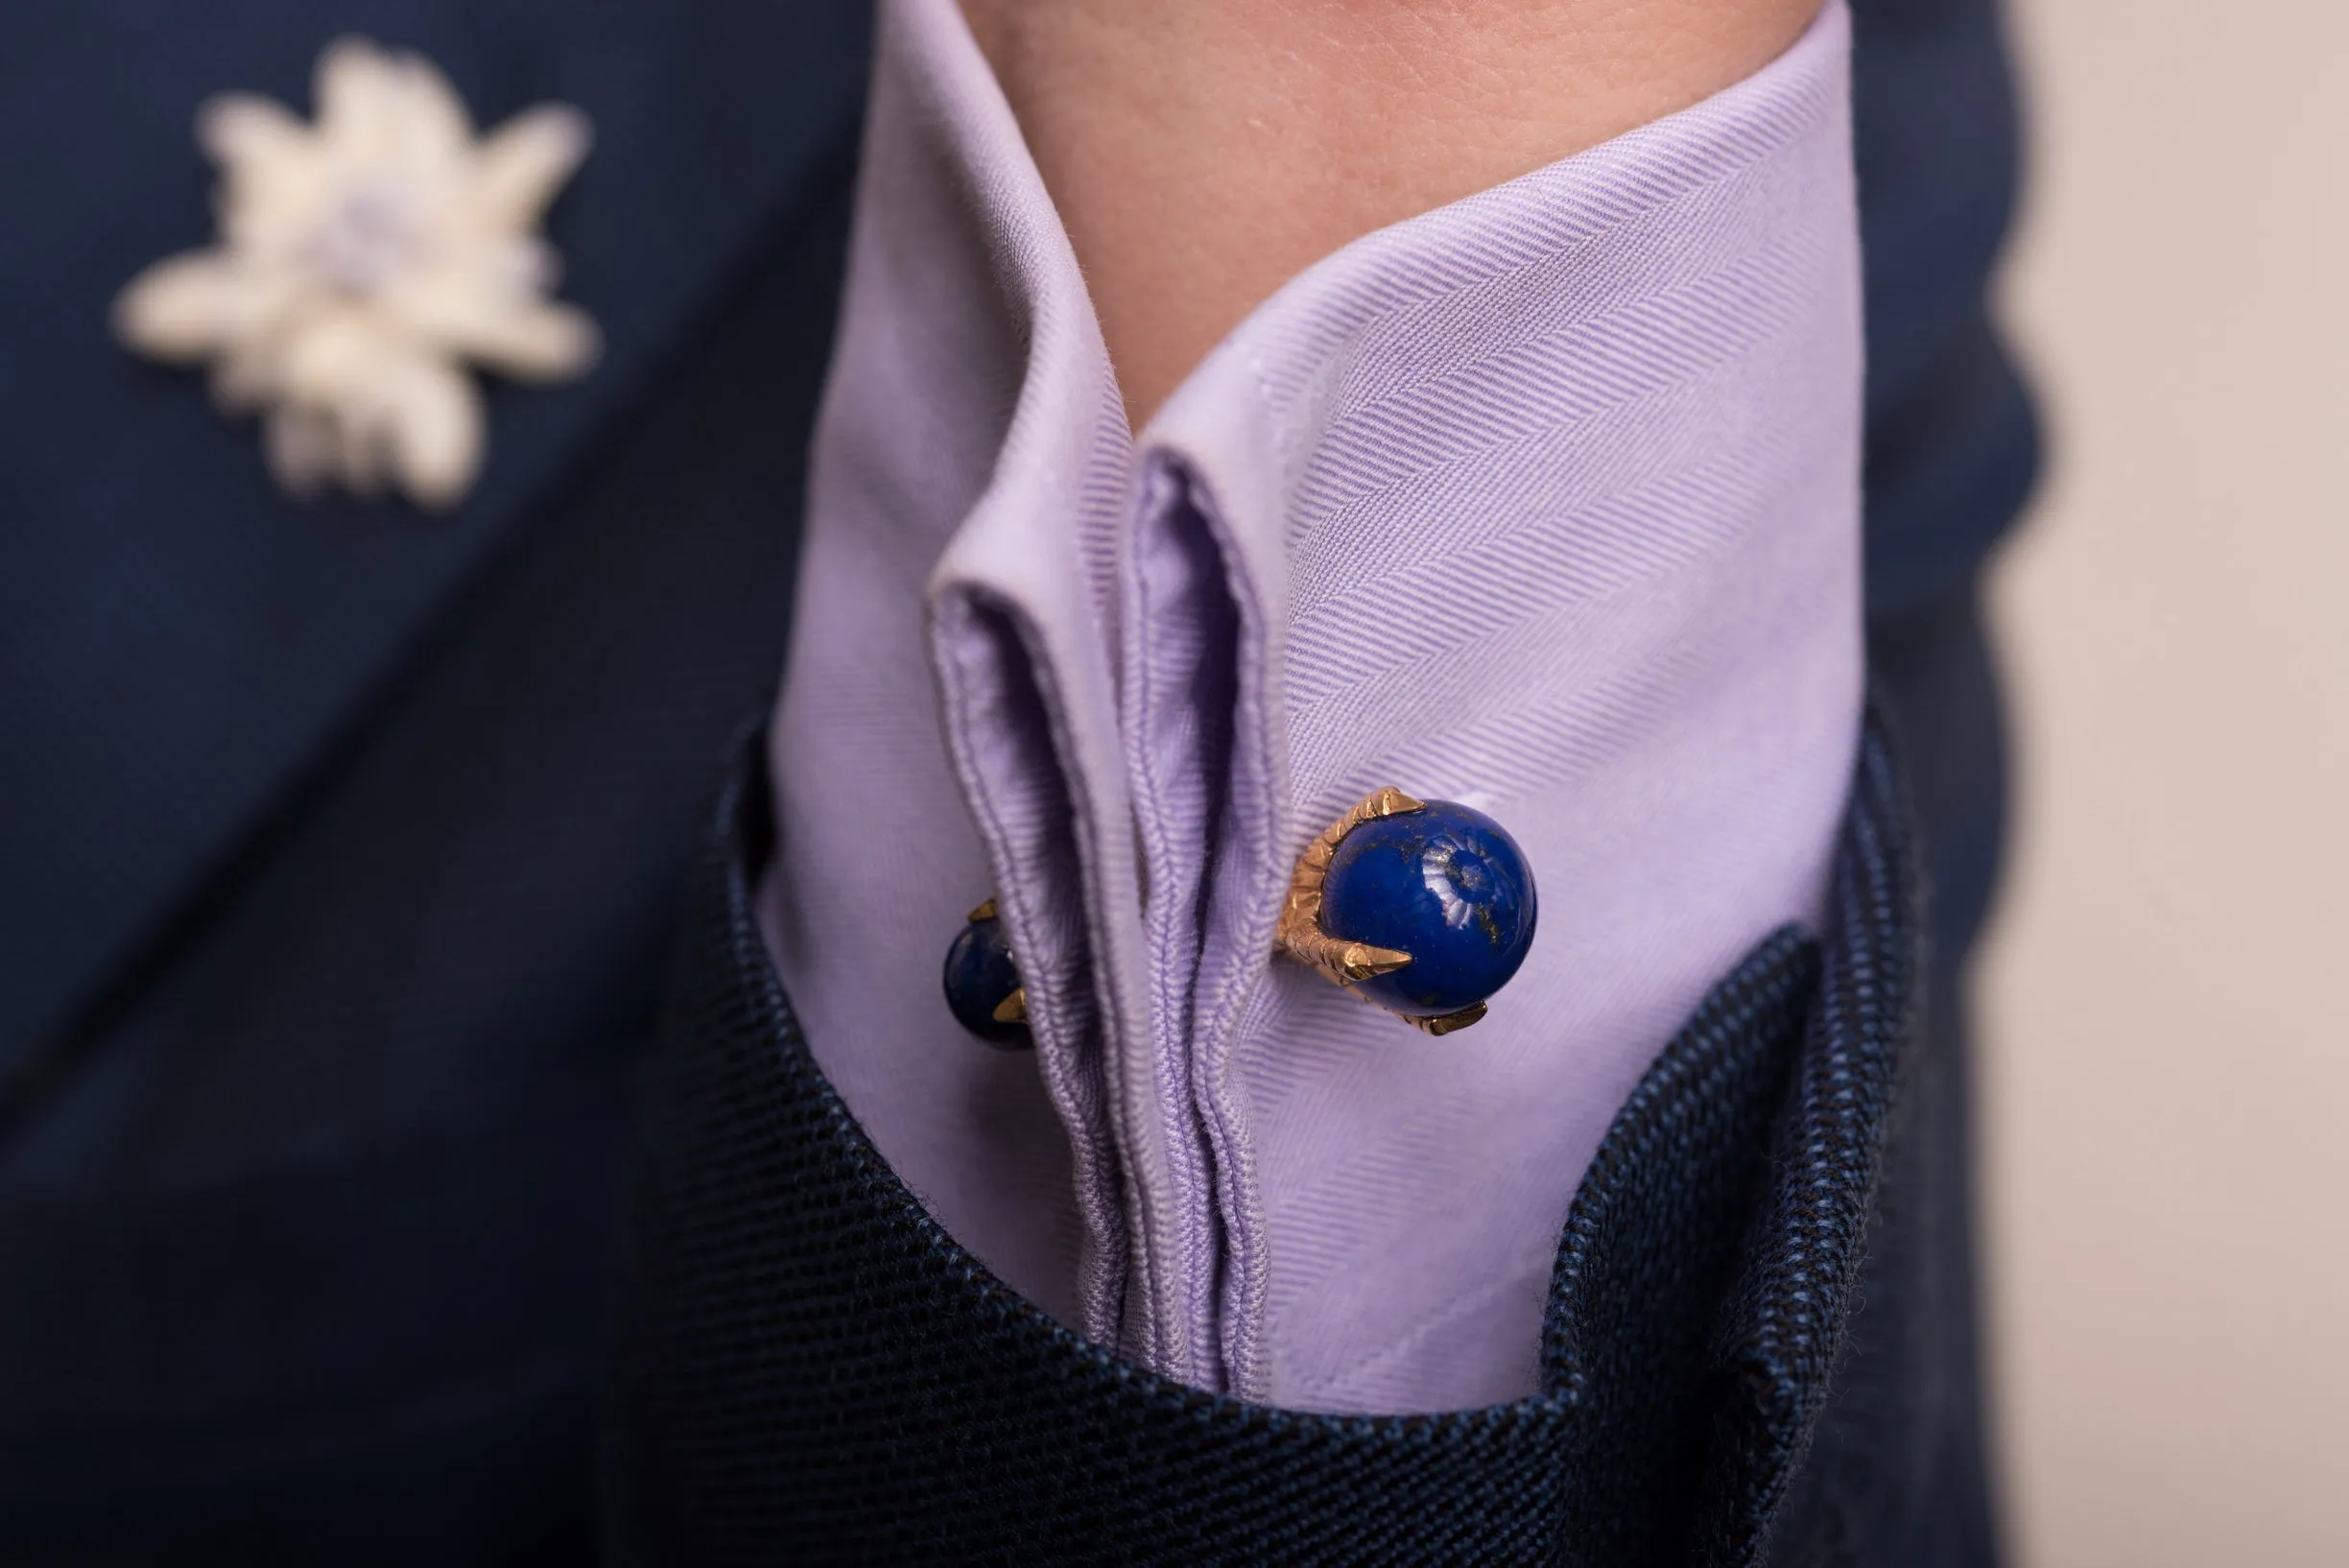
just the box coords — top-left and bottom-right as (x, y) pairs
(761, 0), (1863, 1414)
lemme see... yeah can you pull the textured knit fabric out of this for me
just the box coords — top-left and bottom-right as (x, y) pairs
(764, 0), (1863, 1411)
(614, 710), (1916, 1566)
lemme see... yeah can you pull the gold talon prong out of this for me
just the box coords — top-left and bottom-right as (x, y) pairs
(968, 897), (998, 923)
(1272, 785), (1439, 1011)
(1407, 1003), (1487, 1037)
(1338, 942), (1412, 984)
(990, 986), (1029, 1026)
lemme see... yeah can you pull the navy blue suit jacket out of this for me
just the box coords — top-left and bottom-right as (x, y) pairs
(0, 0), (2032, 1560)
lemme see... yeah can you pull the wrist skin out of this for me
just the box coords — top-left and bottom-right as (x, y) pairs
(958, 0), (1824, 423)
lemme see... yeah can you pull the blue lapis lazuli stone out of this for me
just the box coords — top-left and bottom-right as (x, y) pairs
(942, 914), (1030, 1048)
(1320, 800), (1537, 1017)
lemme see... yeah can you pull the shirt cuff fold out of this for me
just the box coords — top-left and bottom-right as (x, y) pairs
(766, 0), (1864, 1413)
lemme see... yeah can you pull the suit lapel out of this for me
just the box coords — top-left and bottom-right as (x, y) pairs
(0, 0), (872, 1054)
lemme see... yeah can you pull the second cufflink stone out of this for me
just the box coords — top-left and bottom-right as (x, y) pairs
(943, 905), (1031, 1047)
(1320, 800), (1537, 1018)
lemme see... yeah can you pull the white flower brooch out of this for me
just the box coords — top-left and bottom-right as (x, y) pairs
(113, 39), (599, 510)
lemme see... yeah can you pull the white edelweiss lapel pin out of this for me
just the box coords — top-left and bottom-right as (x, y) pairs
(113, 38), (599, 511)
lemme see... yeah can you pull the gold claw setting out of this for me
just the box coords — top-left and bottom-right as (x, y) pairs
(1272, 786), (1422, 991)
(966, 899), (1028, 1024)
(1272, 786), (1490, 1036)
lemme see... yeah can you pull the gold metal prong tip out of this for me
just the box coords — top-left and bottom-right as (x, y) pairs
(1407, 1002), (1487, 1036)
(990, 986), (1029, 1026)
(968, 898), (998, 923)
(1271, 785), (1436, 991)
(1338, 942), (1413, 983)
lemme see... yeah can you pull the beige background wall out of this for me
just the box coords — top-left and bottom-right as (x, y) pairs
(1979, 0), (2349, 1562)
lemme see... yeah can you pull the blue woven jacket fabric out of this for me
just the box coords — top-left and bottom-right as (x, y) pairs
(610, 710), (1967, 1566)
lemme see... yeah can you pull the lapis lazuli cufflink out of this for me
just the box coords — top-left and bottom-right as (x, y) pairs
(1272, 788), (1536, 1035)
(943, 899), (1032, 1048)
